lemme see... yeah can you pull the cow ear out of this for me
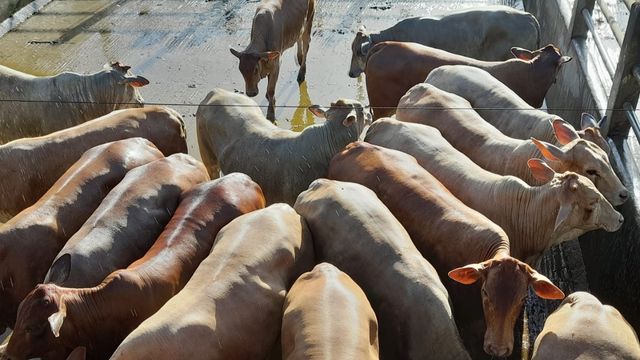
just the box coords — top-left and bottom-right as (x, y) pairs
(66, 347), (86, 360)
(511, 47), (535, 60)
(558, 56), (572, 64)
(448, 263), (485, 285)
(554, 203), (573, 232)
(581, 113), (599, 130)
(528, 269), (565, 300)
(357, 25), (366, 34)
(531, 138), (566, 162)
(259, 51), (280, 61)
(342, 109), (358, 127)
(230, 47), (242, 58)
(120, 76), (149, 88)
(528, 158), (556, 183)
(46, 254), (71, 284)
(598, 115), (609, 129)
(48, 302), (67, 338)
(308, 105), (328, 118)
(552, 119), (580, 145)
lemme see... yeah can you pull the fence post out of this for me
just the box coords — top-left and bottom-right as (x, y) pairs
(569, 0), (596, 41)
(606, 2), (640, 137)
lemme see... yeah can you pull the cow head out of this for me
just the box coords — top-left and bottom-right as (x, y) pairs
(309, 99), (371, 137)
(102, 62), (149, 109)
(349, 25), (371, 78)
(5, 284), (69, 360)
(230, 48), (280, 97)
(510, 44), (572, 107)
(449, 256), (564, 358)
(532, 120), (628, 206)
(576, 113), (611, 155)
(528, 159), (623, 242)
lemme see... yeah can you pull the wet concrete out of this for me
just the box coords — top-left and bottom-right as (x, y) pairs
(0, 0), (523, 159)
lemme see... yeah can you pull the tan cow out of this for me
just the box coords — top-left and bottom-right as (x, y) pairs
(196, 88), (370, 205)
(425, 65), (611, 153)
(109, 204), (314, 360)
(230, 0), (315, 121)
(0, 106), (187, 223)
(365, 119), (623, 265)
(43, 153), (209, 289)
(0, 62), (148, 143)
(532, 292), (640, 360)
(4, 174), (265, 360)
(0, 138), (163, 336)
(396, 83), (628, 205)
(328, 141), (564, 358)
(349, 5), (539, 77)
(365, 42), (570, 119)
(281, 262), (379, 360)
(294, 179), (471, 360)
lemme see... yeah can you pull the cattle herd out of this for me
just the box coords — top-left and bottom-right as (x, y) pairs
(0, 1), (639, 360)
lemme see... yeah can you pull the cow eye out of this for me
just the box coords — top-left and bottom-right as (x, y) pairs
(586, 169), (598, 177)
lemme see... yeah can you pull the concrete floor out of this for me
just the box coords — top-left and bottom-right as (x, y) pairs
(0, 0), (523, 159)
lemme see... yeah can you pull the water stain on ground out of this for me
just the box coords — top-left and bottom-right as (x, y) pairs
(0, 0), (523, 159)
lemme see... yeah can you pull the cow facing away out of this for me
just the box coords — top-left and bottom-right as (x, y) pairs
(365, 119), (623, 266)
(328, 142), (564, 358)
(4, 174), (265, 360)
(532, 292), (640, 360)
(230, 0), (315, 121)
(43, 153), (209, 290)
(294, 179), (471, 360)
(395, 83), (628, 205)
(0, 138), (163, 336)
(365, 42), (570, 119)
(0, 106), (187, 223)
(110, 204), (315, 360)
(425, 65), (611, 154)
(349, 5), (540, 77)
(196, 88), (370, 205)
(0, 62), (149, 143)
(281, 262), (379, 360)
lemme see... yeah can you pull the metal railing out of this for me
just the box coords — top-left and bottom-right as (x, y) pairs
(573, 0), (640, 140)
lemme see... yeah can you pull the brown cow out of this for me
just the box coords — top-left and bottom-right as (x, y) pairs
(0, 106), (187, 223)
(109, 204), (314, 359)
(365, 119), (623, 265)
(230, 0), (315, 121)
(328, 142), (563, 358)
(532, 292), (640, 360)
(4, 173), (265, 360)
(281, 262), (379, 360)
(365, 42), (570, 119)
(0, 138), (163, 334)
(43, 153), (209, 290)
(294, 179), (471, 360)
(425, 65), (611, 154)
(396, 83), (628, 205)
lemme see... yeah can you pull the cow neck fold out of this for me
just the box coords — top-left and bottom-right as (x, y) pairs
(489, 178), (561, 265)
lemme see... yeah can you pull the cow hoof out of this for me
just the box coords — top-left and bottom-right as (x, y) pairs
(297, 70), (306, 84)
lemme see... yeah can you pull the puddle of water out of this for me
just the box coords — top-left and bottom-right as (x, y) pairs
(0, 0), (526, 159)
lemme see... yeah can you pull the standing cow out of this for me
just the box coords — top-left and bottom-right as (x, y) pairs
(0, 62), (149, 143)
(348, 5), (539, 77)
(230, 0), (315, 121)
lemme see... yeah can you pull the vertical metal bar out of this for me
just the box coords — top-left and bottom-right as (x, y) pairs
(596, 0), (625, 45)
(606, 2), (640, 137)
(570, 0), (597, 38)
(582, 8), (617, 77)
(624, 102), (640, 140)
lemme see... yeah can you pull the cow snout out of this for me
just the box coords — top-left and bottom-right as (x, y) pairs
(484, 343), (512, 358)
(348, 70), (357, 78)
(619, 188), (629, 203)
(246, 89), (258, 97)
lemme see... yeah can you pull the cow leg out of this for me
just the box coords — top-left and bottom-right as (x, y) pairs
(266, 65), (279, 122)
(297, 1), (315, 84)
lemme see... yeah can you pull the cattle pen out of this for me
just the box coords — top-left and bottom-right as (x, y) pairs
(1, 0), (640, 359)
